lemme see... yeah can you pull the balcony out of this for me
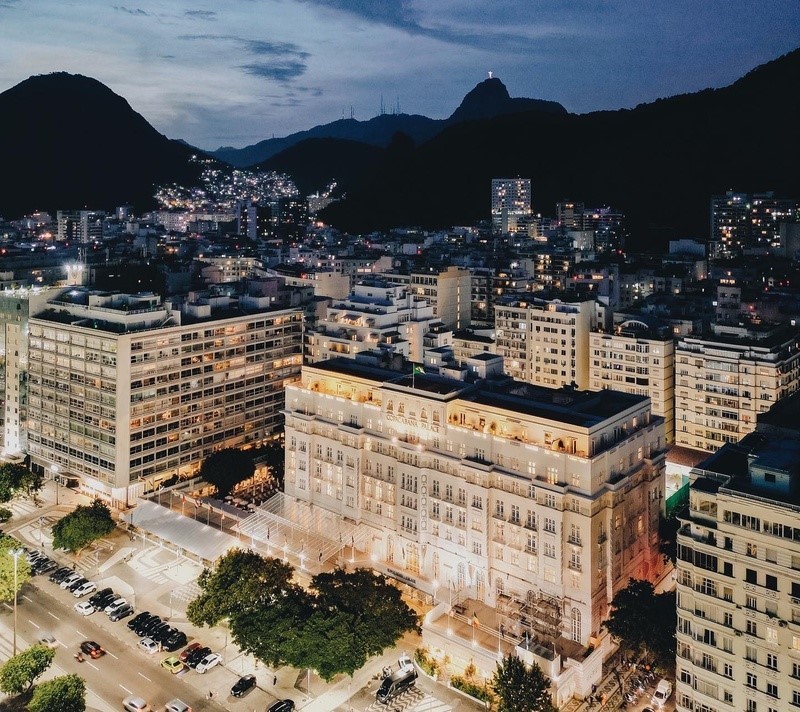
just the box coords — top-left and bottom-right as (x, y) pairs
(567, 535), (583, 546)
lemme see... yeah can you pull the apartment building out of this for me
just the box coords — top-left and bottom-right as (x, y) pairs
(380, 266), (472, 330)
(26, 288), (302, 505)
(589, 321), (675, 443)
(306, 278), (441, 364)
(675, 396), (800, 712)
(675, 322), (800, 453)
(495, 294), (598, 389)
(283, 358), (666, 686)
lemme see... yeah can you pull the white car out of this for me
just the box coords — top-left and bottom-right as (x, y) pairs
(651, 679), (673, 708)
(60, 572), (82, 589)
(122, 695), (151, 712)
(74, 601), (95, 616)
(138, 637), (159, 655)
(104, 597), (128, 615)
(194, 652), (222, 673)
(73, 581), (97, 598)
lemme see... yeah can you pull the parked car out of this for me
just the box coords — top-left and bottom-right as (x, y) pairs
(185, 646), (211, 668)
(160, 656), (185, 674)
(179, 642), (203, 663)
(162, 630), (188, 652)
(79, 641), (105, 659)
(32, 558), (57, 575)
(651, 680), (673, 708)
(231, 674), (257, 697)
(137, 637), (159, 655)
(66, 576), (89, 593)
(109, 604), (134, 622)
(127, 611), (151, 631)
(73, 581), (97, 598)
(92, 590), (118, 611)
(88, 587), (112, 605)
(49, 566), (72, 583)
(104, 598), (128, 615)
(194, 653), (222, 674)
(122, 695), (150, 712)
(138, 615), (163, 636)
(267, 701), (295, 712)
(147, 623), (169, 641)
(164, 700), (191, 712)
(25, 549), (45, 564)
(73, 601), (95, 616)
(59, 572), (82, 589)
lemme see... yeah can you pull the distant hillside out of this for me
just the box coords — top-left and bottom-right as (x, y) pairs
(320, 49), (800, 250)
(0, 72), (205, 219)
(256, 138), (385, 196)
(212, 77), (566, 167)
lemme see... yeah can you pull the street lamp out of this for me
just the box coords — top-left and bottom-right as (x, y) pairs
(50, 464), (59, 505)
(9, 548), (23, 656)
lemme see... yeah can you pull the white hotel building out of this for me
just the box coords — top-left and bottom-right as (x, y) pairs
(25, 288), (302, 506)
(283, 357), (667, 697)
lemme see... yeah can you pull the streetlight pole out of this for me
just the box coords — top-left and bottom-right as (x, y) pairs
(10, 548), (23, 656)
(50, 464), (59, 505)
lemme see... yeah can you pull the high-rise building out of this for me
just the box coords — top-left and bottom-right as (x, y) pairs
(25, 288), (302, 506)
(675, 394), (800, 712)
(491, 178), (532, 233)
(589, 321), (676, 443)
(495, 295), (599, 389)
(675, 322), (800, 453)
(56, 210), (105, 243)
(710, 191), (798, 258)
(284, 357), (666, 700)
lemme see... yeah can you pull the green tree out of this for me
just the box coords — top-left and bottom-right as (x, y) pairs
(258, 441), (285, 489)
(0, 535), (31, 601)
(199, 448), (255, 498)
(0, 463), (43, 503)
(0, 644), (56, 694)
(28, 673), (86, 712)
(604, 579), (676, 669)
(493, 654), (556, 712)
(187, 550), (298, 627)
(51, 499), (115, 554)
(304, 568), (420, 680)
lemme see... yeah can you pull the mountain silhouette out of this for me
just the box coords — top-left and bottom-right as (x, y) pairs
(318, 48), (800, 251)
(212, 77), (565, 167)
(0, 72), (205, 219)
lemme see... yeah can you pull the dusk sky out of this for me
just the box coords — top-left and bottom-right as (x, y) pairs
(1, 1), (798, 150)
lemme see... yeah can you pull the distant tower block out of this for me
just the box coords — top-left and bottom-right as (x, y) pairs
(488, 71), (493, 79)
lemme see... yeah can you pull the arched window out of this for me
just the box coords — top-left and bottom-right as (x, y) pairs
(397, 402), (404, 415)
(420, 408), (428, 421)
(386, 400), (393, 413)
(457, 562), (466, 590)
(432, 552), (440, 581)
(432, 411), (441, 424)
(571, 607), (582, 643)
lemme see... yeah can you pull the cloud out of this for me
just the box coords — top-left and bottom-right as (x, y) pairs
(295, 0), (563, 50)
(185, 9), (216, 21)
(245, 40), (310, 60)
(240, 60), (307, 82)
(0, 0), (20, 8)
(113, 5), (150, 15)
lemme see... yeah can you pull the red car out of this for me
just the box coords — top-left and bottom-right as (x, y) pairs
(80, 641), (105, 659)
(179, 642), (203, 663)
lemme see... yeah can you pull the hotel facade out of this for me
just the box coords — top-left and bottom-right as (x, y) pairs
(283, 357), (667, 695)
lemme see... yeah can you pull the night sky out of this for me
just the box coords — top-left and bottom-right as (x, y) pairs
(1, 1), (798, 150)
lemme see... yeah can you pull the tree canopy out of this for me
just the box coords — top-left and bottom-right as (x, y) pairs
(604, 578), (676, 669)
(0, 535), (31, 601)
(0, 644), (55, 694)
(28, 673), (86, 712)
(199, 448), (255, 498)
(52, 499), (115, 554)
(492, 654), (557, 712)
(188, 551), (419, 680)
(0, 463), (43, 503)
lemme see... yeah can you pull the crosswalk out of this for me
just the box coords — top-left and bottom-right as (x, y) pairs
(364, 687), (453, 712)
